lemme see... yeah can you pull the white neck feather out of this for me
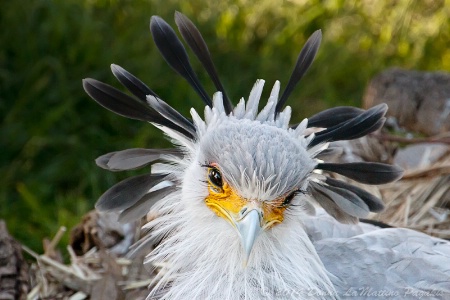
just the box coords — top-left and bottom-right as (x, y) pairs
(144, 191), (337, 299)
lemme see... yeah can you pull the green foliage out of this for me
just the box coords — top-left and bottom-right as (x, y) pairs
(1, 0), (449, 251)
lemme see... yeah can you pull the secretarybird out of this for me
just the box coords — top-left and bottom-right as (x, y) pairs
(83, 12), (450, 300)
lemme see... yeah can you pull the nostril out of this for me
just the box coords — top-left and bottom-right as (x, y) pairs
(240, 207), (247, 216)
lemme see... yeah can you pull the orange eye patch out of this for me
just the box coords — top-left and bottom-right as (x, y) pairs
(204, 166), (290, 228)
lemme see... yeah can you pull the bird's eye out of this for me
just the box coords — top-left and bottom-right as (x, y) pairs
(208, 167), (223, 190)
(282, 190), (298, 206)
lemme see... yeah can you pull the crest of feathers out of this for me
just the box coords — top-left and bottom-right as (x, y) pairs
(83, 12), (402, 225)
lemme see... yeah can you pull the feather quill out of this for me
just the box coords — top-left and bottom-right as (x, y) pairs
(126, 233), (159, 259)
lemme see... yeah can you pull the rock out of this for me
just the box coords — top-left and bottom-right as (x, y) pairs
(363, 68), (450, 136)
(394, 143), (449, 170)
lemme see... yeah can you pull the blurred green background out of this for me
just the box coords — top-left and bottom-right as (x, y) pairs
(1, 0), (449, 252)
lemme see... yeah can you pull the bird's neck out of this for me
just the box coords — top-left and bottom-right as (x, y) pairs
(145, 196), (337, 299)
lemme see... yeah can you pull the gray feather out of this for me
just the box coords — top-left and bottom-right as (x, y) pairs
(118, 185), (177, 223)
(126, 233), (159, 259)
(312, 182), (370, 218)
(314, 147), (343, 161)
(96, 173), (167, 212)
(325, 177), (385, 212)
(309, 183), (359, 224)
(96, 148), (182, 171)
(313, 227), (450, 299)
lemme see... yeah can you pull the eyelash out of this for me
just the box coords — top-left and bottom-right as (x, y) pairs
(200, 161), (213, 168)
(282, 192), (297, 206)
(282, 189), (307, 207)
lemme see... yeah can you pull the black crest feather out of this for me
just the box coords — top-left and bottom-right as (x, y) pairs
(314, 147), (343, 161)
(111, 64), (159, 100)
(150, 16), (212, 107)
(309, 104), (387, 147)
(147, 96), (197, 137)
(316, 162), (404, 185)
(276, 30), (322, 113)
(174, 12), (232, 114)
(82, 78), (194, 138)
(83, 78), (158, 122)
(305, 106), (364, 128)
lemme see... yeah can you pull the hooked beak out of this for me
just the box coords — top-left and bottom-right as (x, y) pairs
(235, 209), (263, 264)
(205, 184), (286, 265)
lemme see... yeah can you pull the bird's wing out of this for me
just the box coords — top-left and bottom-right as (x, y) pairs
(304, 213), (450, 299)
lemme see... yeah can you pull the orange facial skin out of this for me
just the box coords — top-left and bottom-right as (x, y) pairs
(261, 196), (288, 229)
(204, 166), (289, 229)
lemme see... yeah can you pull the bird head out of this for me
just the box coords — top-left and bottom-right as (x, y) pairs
(183, 84), (318, 262)
(83, 12), (403, 298)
